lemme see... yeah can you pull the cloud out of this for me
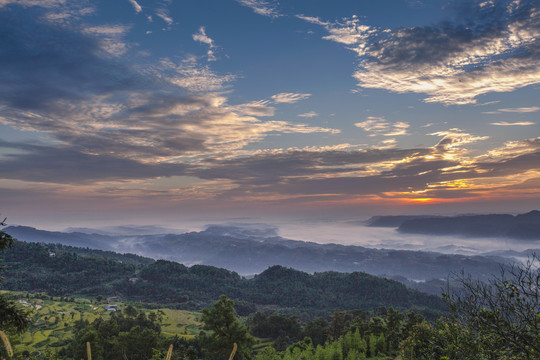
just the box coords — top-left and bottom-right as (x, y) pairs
(193, 26), (217, 61)
(490, 121), (535, 126)
(195, 147), (431, 184)
(429, 129), (489, 152)
(127, 0), (142, 13)
(0, 140), (189, 183)
(297, 14), (374, 46)
(298, 1), (540, 105)
(236, 0), (280, 18)
(0, 0), (95, 24)
(0, 9), (140, 112)
(355, 117), (410, 136)
(155, 7), (173, 25)
(228, 100), (275, 117)
(298, 111), (318, 118)
(159, 56), (236, 92)
(0, 0), (65, 9)
(484, 106), (540, 114)
(193, 26), (214, 46)
(498, 106), (540, 113)
(83, 24), (132, 56)
(189, 129), (539, 204)
(489, 106), (540, 114)
(271, 92), (312, 104)
(0, 6), (340, 185)
(483, 137), (540, 160)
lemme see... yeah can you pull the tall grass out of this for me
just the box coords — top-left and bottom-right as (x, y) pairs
(228, 342), (237, 360)
(0, 331), (13, 358)
(86, 341), (92, 360)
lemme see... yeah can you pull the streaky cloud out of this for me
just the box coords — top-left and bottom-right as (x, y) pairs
(490, 121), (535, 126)
(271, 92), (311, 104)
(127, 0), (142, 13)
(236, 0), (280, 18)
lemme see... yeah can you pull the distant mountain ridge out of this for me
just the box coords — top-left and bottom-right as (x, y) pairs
(4, 224), (508, 281)
(0, 240), (446, 318)
(366, 215), (436, 228)
(368, 210), (540, 240)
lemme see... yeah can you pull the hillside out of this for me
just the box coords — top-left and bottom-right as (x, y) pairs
(1, 292), (201, 356)
(3, 225), (508, 280)
(0, 241), (446, 318)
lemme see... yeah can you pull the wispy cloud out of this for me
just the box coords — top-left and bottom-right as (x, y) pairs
(0, 0), (66, 9)
(127, 0), (142, 13)
(236, 0), (280, 18)
(297, 14), (374, 46)
(298, 1), (540, 105)
(82, 24), (132, 56)
(483, 106), (540, 114)
(355, 117), (410, 136)
(160, 56), (235, 92)
(429, 129), (489, 152)
(498, 106), (540, 113)
(298, 111), (318, 118)
(193, 26), (217, 61)
(271, 92), (311, 104)
(490, 121), (535, 126)
(156, 7), (173, 25)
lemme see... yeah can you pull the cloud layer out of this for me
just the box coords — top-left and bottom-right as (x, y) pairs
(299, 1), (540, 104)
(0, 5), (337, 184)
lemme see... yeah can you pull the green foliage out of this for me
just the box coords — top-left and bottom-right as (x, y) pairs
(255, 345), (280, 360)
(0, 218), (29, 333)
(68, 306), (163, 360)
(303, 318), (328, 347)
(200, 295), (255, 360)
(249, 312), (302, 341)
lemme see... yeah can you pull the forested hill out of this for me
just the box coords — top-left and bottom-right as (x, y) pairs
(0, 240), (446, 318)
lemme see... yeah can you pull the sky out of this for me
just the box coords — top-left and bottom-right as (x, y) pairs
(0, 0), (539, 228)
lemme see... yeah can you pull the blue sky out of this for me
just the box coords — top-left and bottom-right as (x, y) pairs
(0, 0), (539, 227)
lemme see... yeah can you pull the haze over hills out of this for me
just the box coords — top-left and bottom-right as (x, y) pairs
(4, 223), (513, 282)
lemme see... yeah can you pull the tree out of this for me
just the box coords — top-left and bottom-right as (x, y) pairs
(0, 218), (28, 332)
(200, 295), (254, 360)
(402, 256), (540, 359)
(444, 255), (540, 359)
(303, 318), (328, 347)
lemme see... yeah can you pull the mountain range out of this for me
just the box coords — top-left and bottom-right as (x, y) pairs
(4, 224), (511, 282)
(0, 240), (446, 318)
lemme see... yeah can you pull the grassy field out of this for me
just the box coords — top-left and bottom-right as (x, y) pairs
(2, 291), (202, 356)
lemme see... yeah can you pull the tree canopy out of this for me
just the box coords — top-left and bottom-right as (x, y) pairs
(200, 295), (254, 360)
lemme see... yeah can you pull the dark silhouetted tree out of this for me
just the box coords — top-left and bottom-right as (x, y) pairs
(0, 217), (28, 332)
